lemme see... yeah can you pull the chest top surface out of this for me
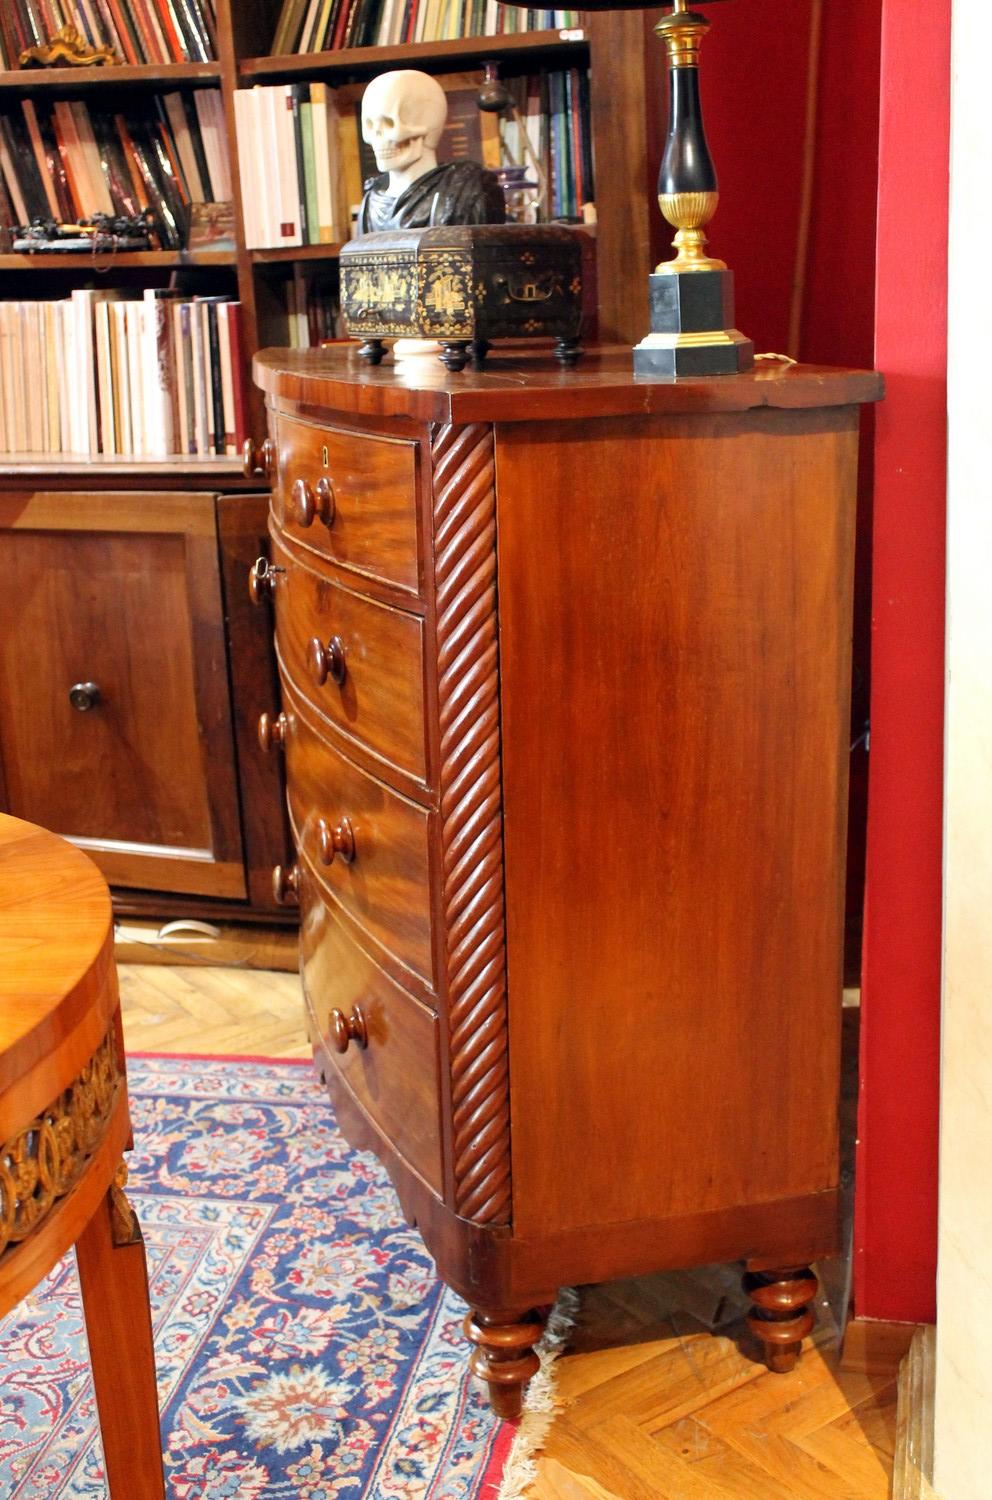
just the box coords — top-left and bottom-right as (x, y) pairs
(253, 345), (884, 425)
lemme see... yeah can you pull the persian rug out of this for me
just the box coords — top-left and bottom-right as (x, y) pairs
(0, 1054), (517, 1499)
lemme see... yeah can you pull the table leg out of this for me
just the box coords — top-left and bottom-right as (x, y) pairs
(75, 1165), (166, 1499)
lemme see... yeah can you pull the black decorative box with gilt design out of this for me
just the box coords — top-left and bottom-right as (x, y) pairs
(340, 223), (584, 371)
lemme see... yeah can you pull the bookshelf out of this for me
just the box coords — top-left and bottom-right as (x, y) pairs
(0, 0), (659, 918)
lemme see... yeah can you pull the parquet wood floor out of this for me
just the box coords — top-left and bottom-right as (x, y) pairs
(525, 1265), (910, 1500)
(118, 962), (310, 1058)
(116, 957), (909, 1498)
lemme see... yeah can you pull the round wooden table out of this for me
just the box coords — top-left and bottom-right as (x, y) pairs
(0, 813), (165, 1498)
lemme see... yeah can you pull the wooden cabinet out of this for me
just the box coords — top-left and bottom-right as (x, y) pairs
(254, 344), (882, 1415)
(0, 481), (287, 913)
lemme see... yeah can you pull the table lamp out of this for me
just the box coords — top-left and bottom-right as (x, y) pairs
(505, 0), (753, 376)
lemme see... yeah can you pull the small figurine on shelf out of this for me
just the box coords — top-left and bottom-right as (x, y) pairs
(19, 23), (120, 67)
(357, 71), (505, 233)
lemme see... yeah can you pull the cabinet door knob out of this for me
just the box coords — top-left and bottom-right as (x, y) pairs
(317, 815), (355, 866)
(68, 681), (101, 712)
(258, 711), (288, 753)
(330, 1004), (367, 1053)
(248, 556), (283, 605)
(243, 436), (275, 480)
(307, 634), (346, 687)
(272, 861), (300, 905)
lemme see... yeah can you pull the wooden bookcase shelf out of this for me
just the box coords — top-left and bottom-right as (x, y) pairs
(0, 62), (222, 91)
(0, 250), (236, 269)
(0, 455), (244, 476)
(0, 0), (661, 918)
(239, 30), (590, 81)
(251, 243), (344, 264)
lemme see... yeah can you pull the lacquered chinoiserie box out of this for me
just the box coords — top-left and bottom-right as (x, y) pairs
(339, 224), (584, 370)
(249, 345), (882, 1416)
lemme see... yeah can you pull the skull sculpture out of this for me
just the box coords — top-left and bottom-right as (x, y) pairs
(361, 70), (448, 194)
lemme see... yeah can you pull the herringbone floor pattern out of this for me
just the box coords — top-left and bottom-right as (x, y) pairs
(116, 951), (906, 1499)
(526, 1266), (908, 1500)
(118, 960), (310, 1058)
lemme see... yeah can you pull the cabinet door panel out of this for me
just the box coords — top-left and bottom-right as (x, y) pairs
(0, 492), (245, 898)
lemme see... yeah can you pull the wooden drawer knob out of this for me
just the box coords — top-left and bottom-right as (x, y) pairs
(307, 634), (346, 687)
(317, 815), (355, 866)
(243, 436), (275, 480)
(291, 477), (336, 529)
(272, 861), (300, 905)
(257, 711), (288, 753)
(248, 556), (282, 605)
(330, 1004), (367, 1053)
(68, 680), (101, 712)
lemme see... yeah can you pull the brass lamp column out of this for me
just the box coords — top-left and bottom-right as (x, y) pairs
(632, 0), (753, 376)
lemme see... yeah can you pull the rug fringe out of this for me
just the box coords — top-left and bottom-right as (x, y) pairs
(496, 1287), (581, 1500)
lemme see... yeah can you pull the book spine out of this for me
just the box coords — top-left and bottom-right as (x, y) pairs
(174, 301), (190, 452)
(216, 301), (235, 453)
(202, 299), (225, 453)
(172, 0), (209, 62)
(103, 0), (143, 62)
(141, 0), (173, 61)
(300, 96), (319, 245)
(94, 300), (116, 455)
(142, 288), (174, 454)
(128, 0), (164, 63)
(21, 101), (62, 222)
(0, 120), (31, 227)
(124, 301), (144, 456)
(289, 84), (309, 243)
(189, 301), (207, 455)
(1, 111), (50, 222)
(70, 100), (116, 216)
(163, 91), (203, 201)
(226, 300), (247, 449)
(183, 89), (213, 200)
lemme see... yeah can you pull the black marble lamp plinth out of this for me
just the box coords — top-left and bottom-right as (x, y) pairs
(633, 268), (753, 377)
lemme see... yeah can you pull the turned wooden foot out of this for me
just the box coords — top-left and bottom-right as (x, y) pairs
(440, 340), (471, 372)
(743, 1264), (818, 1373)
(464, 1307), (543, 1419)
(469, 339), (491, 370)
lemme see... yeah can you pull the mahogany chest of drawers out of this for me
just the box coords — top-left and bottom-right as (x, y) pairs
(251, 346), (882, 1415)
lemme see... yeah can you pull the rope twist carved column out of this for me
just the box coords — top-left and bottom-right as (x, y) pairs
(432, 422), (511, 1226)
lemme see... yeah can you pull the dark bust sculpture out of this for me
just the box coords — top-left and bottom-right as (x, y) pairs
(358, 69), (505, 235)
(359, 159), (505, 233)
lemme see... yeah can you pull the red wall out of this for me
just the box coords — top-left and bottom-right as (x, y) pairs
(687, 0), (945, 1321)
(854, 0), (948, 1323)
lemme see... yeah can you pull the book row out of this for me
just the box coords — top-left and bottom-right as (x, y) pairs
(0, 291), (247, 458)
(234, 82), (345, 249)
(0, 0), (216, 67)
(273, 0), (580, 52)
(235, 69), (593, 248)
(501, 69), (592, 222)
(0, 90), (231, 251)
(277, 267), (345, 347)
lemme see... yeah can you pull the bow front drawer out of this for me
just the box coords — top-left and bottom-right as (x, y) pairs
(271, 534), (428, 785)
(284, 685), (434, 990)
(300, 873), (442, 1195)
(273, 413), (421, 596)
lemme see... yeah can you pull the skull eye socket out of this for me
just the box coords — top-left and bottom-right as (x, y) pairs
(383, 115), (394, 129)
